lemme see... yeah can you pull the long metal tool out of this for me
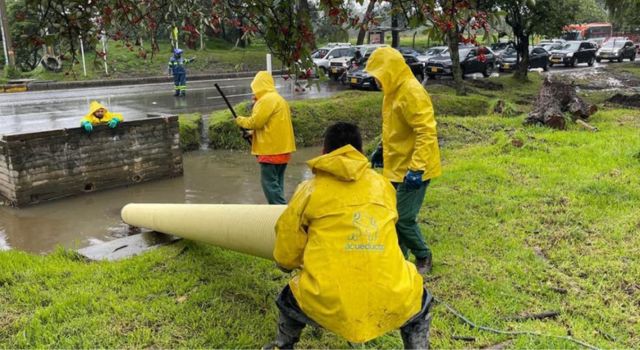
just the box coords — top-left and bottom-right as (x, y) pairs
(214, 83), (252, 144)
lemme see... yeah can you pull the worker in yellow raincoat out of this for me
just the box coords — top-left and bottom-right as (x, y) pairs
(80, 101), (124, 133)
(236, 71), (296, 204)
(366, 47), (442, 274)
(268, 122), (432, 349)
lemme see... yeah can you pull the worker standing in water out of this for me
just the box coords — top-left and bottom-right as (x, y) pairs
(168, 48), (194, 97)
(366, 47), (442, 275)
(80, 101), (123, 133)
(267, 122), (431, 349)
(236, 71), (296, 204)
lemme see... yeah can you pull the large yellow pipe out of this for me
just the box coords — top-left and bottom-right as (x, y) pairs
(121, 203), (286, 260)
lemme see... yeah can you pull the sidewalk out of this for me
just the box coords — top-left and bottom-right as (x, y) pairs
(1, 70), (283, 93)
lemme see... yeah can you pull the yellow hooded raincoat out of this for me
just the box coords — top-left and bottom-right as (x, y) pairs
(365, 47), (441, 182)
(236, 71), (296, 156)
(274, 145), (424, 343)
(81, 101), (123, 125)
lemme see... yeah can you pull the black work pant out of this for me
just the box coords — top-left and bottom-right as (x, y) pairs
(271, 285), (433, 349)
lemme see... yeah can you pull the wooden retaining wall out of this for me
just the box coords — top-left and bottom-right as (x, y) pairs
(0, 115), (182, 207)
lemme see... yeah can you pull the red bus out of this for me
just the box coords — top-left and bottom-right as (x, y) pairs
(563, 23), (613, 46)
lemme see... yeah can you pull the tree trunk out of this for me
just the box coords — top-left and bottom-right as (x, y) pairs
(0, 0), (16, 68)
(514, 33), (529, 80)
(526, 76), (598, 129)
(391, 12), (399, 48)
(357, 0), (377, 45)
(447, 29), (465, 95)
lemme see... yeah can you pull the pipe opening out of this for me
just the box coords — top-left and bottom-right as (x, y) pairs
(83, 183), (95, 192)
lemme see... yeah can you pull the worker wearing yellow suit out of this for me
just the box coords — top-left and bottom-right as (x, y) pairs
(366, 47), (442, 275)
(268, 122), (432, 349)
(80, 101), (124, 133)
(236, 71), (296, 204)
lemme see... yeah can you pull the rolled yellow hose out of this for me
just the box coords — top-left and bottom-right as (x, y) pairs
(121, 203), (286, 260)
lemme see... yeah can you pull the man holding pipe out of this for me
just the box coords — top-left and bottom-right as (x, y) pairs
(236, 71), (296, 204)
(269, 122), (431, 349)
(365, 47), (442, 275)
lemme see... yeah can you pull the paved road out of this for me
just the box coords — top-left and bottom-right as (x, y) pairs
(0, 77), (344, 135)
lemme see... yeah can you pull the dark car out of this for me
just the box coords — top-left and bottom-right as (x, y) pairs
(497, 47), (550, 72)
(491, 42), (515, 57)
(425, 46), (496, 79)
(549, 41), (597, 67)
(596, 39), (637, 62)
(346, 51), (425, 90)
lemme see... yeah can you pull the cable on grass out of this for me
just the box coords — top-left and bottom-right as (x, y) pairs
(433, 296), (601, 350)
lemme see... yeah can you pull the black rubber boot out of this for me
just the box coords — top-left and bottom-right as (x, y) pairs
(400, 311), (432, 349)
(263, 311), (305, 350)
(174, 89), (180, 96)
(400, 289), (433, 349)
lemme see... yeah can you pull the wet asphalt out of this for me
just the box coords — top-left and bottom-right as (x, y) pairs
(0, 77), (345, 135)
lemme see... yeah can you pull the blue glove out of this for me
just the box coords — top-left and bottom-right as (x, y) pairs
(403, 170), (424, 190)
(107, 118), (120, 128)
(81, 121), (93, 133)
(370, 143), (383, 168)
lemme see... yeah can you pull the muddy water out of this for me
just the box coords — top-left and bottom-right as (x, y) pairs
(0, 147), (320, 253)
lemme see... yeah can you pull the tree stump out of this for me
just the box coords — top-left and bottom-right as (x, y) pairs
(525, 76), (597, 130)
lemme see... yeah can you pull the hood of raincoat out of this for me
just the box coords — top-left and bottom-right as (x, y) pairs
(306, 145), (369, 182)
(87, 101), (108, 118)
(365, 47), (415, 94)
(250, 71), (276, 99)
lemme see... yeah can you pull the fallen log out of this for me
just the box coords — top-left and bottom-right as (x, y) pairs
(525, 76), (597, 130)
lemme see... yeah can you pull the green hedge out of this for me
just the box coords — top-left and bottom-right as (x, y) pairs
(178, 113), (202, 151)
(208, 91), (384, 150)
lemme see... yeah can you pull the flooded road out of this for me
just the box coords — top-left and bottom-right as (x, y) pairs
(0, 147), (320, 253)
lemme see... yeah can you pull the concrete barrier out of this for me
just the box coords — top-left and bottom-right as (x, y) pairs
(0, 115), (183, 207)
(25, 70), (285, 91)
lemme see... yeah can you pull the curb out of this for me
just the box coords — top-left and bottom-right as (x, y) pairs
(0, 85), (27, 93)
(20, 70), (284, 92)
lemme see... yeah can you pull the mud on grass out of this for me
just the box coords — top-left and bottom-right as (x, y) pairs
(2, 106), (639, 347)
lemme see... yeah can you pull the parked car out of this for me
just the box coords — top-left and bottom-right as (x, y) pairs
(491, 42), (515, 57)
(422, 46), (447, 63)
(539, 38), (566, 46)
(346, 49), (424, 90)
(549, 41), (597, 67)
(311, 44), (353, 76)
(425, 46), (496, 79)
(596, 39), (637, 62)
(537, 42), (563, 52)
(327, 44), (387, 81)
(403, 53), (426, 82)
(398, 47), (429, 63)
(497, 47), (550, 72)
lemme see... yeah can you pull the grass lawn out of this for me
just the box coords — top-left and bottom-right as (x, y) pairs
(1, 75), (639, 348)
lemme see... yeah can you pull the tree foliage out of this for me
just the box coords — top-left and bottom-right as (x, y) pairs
(485, 0), (580, 80)
(603, 0), (640, 31)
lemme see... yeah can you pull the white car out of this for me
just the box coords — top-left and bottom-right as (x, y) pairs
(311, 45), (354, 75)
(327, 44), (388, 81)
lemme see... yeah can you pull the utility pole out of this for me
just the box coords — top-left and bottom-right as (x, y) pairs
(0, 0), (16, 68)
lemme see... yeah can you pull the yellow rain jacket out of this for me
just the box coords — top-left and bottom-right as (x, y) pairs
(236, 71), (296, 156)
(274, 145), (424, 343)
(365, 47), (441, 182)
(80, 101), (124, 125)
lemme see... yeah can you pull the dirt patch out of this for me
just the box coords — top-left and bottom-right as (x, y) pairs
(607, 93), (640, 108)
(466, 79), (504, 91)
